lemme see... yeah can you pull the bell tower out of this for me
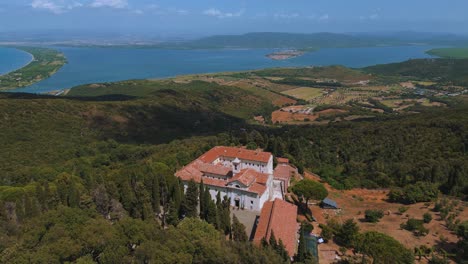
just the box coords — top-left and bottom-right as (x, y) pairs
(232, 157), (241, 175)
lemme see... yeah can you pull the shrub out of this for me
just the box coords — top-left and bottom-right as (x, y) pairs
(319, 224), (334, 241)
(423, 213), (433, 223)
(398, 206), (409, 215)
(302, 221), (314, 233)
(401, 218), (429, 236)
(364, 209), (384, 223)
(388, 182), (439, 204)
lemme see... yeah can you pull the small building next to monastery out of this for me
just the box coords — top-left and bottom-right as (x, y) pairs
(253, 198), (299, 258)
(175, 146), (292, 211)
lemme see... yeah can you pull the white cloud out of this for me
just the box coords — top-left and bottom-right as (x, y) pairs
(147, 4), (159, 10)
(90, 0), (127, 9)
(144, 5), (188, 16)
(318, 14), (329, 21)
(203, 8), (244, 18)
(132, 9), (143, 15)
(274, 13), (300, 19)
(360, 13), (379, 21)
(31, 0), (83, 14)
(174, 9), (188, 15)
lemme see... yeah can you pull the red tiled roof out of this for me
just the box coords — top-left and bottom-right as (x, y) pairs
(175, 160), (270, 195)
(198, 163), (231, 176)
(255, 173), (269, 185)
(273, 164), (297, 181)
(253, 199), (298, 257)
(277, 157), (289, 164)
(175, 146), (274, 196)
(228, 169), (258, 186)
(248, 183), (267, 195)
(202, 177), (229, 188)
(229, 169), (270, 187)
(175, 164), (227, 188)
(199, 146), (272, 163)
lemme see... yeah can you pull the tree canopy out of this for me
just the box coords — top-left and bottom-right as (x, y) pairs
(292, 179), (328, 205)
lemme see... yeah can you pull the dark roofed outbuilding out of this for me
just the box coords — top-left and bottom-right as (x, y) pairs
(321, 198), (339, 209)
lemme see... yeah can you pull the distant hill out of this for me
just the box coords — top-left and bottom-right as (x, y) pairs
(427, 47), (468, 59)
(364, 58), (468, 85)
(164, 32), (468, 50)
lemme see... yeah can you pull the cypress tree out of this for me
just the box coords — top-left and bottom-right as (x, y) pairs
(183, 179), (198, 218)
(202, 187), (211, 221)
(269, 230), (278, 251)
(166, 199), (179, 226)
(260, 237), (269, 248)
(221, 196), (231, 235)
(206, 199), (217, 226)
(216, 191), (222, 206)
(232, 214), (248, 242)
(277, 239), (290, 262)
(173, 179), (183, 210)
(152, 175), (161, 214)
(199, 180), (205, 219)
(296, 224), (309, 262)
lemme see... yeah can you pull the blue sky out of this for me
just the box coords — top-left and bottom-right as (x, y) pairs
(1, 0), (468, 37)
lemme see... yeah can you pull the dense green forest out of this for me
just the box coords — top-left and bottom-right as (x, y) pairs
(364, 58), (468, 85)
(264, 103), (468, 196)
(0, 83), (288, 263)
(0, 72), (467, 262)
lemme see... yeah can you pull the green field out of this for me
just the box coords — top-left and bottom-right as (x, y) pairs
(427, 47), (468, 59)
(0, 47), (67, 91)
(281, 87), (323, 101)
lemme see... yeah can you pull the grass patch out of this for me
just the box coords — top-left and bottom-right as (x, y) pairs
(282, 87), (323, 101)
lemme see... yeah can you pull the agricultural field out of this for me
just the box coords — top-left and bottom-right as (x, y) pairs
(380, 98), (446, 111)
(154, 63), (467, 126)
(281, 87), (323, 101)
(0, 47), (67, 91)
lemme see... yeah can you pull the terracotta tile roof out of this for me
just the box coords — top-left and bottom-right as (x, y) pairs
(248, 183), (267, 195)
(253, 199), (298, 257)
(277, 157), (289, 164)
(175, 161), (270, 195)
(199, 146), (272, 163)
(175, 164), (227, 188)
(273, 164), (297, 181)
(255, 173), (269, 185)
(197, 163), (231, 176)
(228, 169), (258, 186)
(229, 169), (270, 187)
(201, 177), (229, 188)
(175, 145), (275, 198)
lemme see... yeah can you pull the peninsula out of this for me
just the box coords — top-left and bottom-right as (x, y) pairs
(0, 47), (66, 91)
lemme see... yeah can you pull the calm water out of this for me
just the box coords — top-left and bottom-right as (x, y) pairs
(0, 47), (33, 75)
(2, 45), (437, 93)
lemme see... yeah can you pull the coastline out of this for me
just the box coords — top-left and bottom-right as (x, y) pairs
(0, 47), (66, 91)
(0, 47), (34, 76)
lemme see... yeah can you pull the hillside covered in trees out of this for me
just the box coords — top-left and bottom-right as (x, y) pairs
(0, 73), (467, 262)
